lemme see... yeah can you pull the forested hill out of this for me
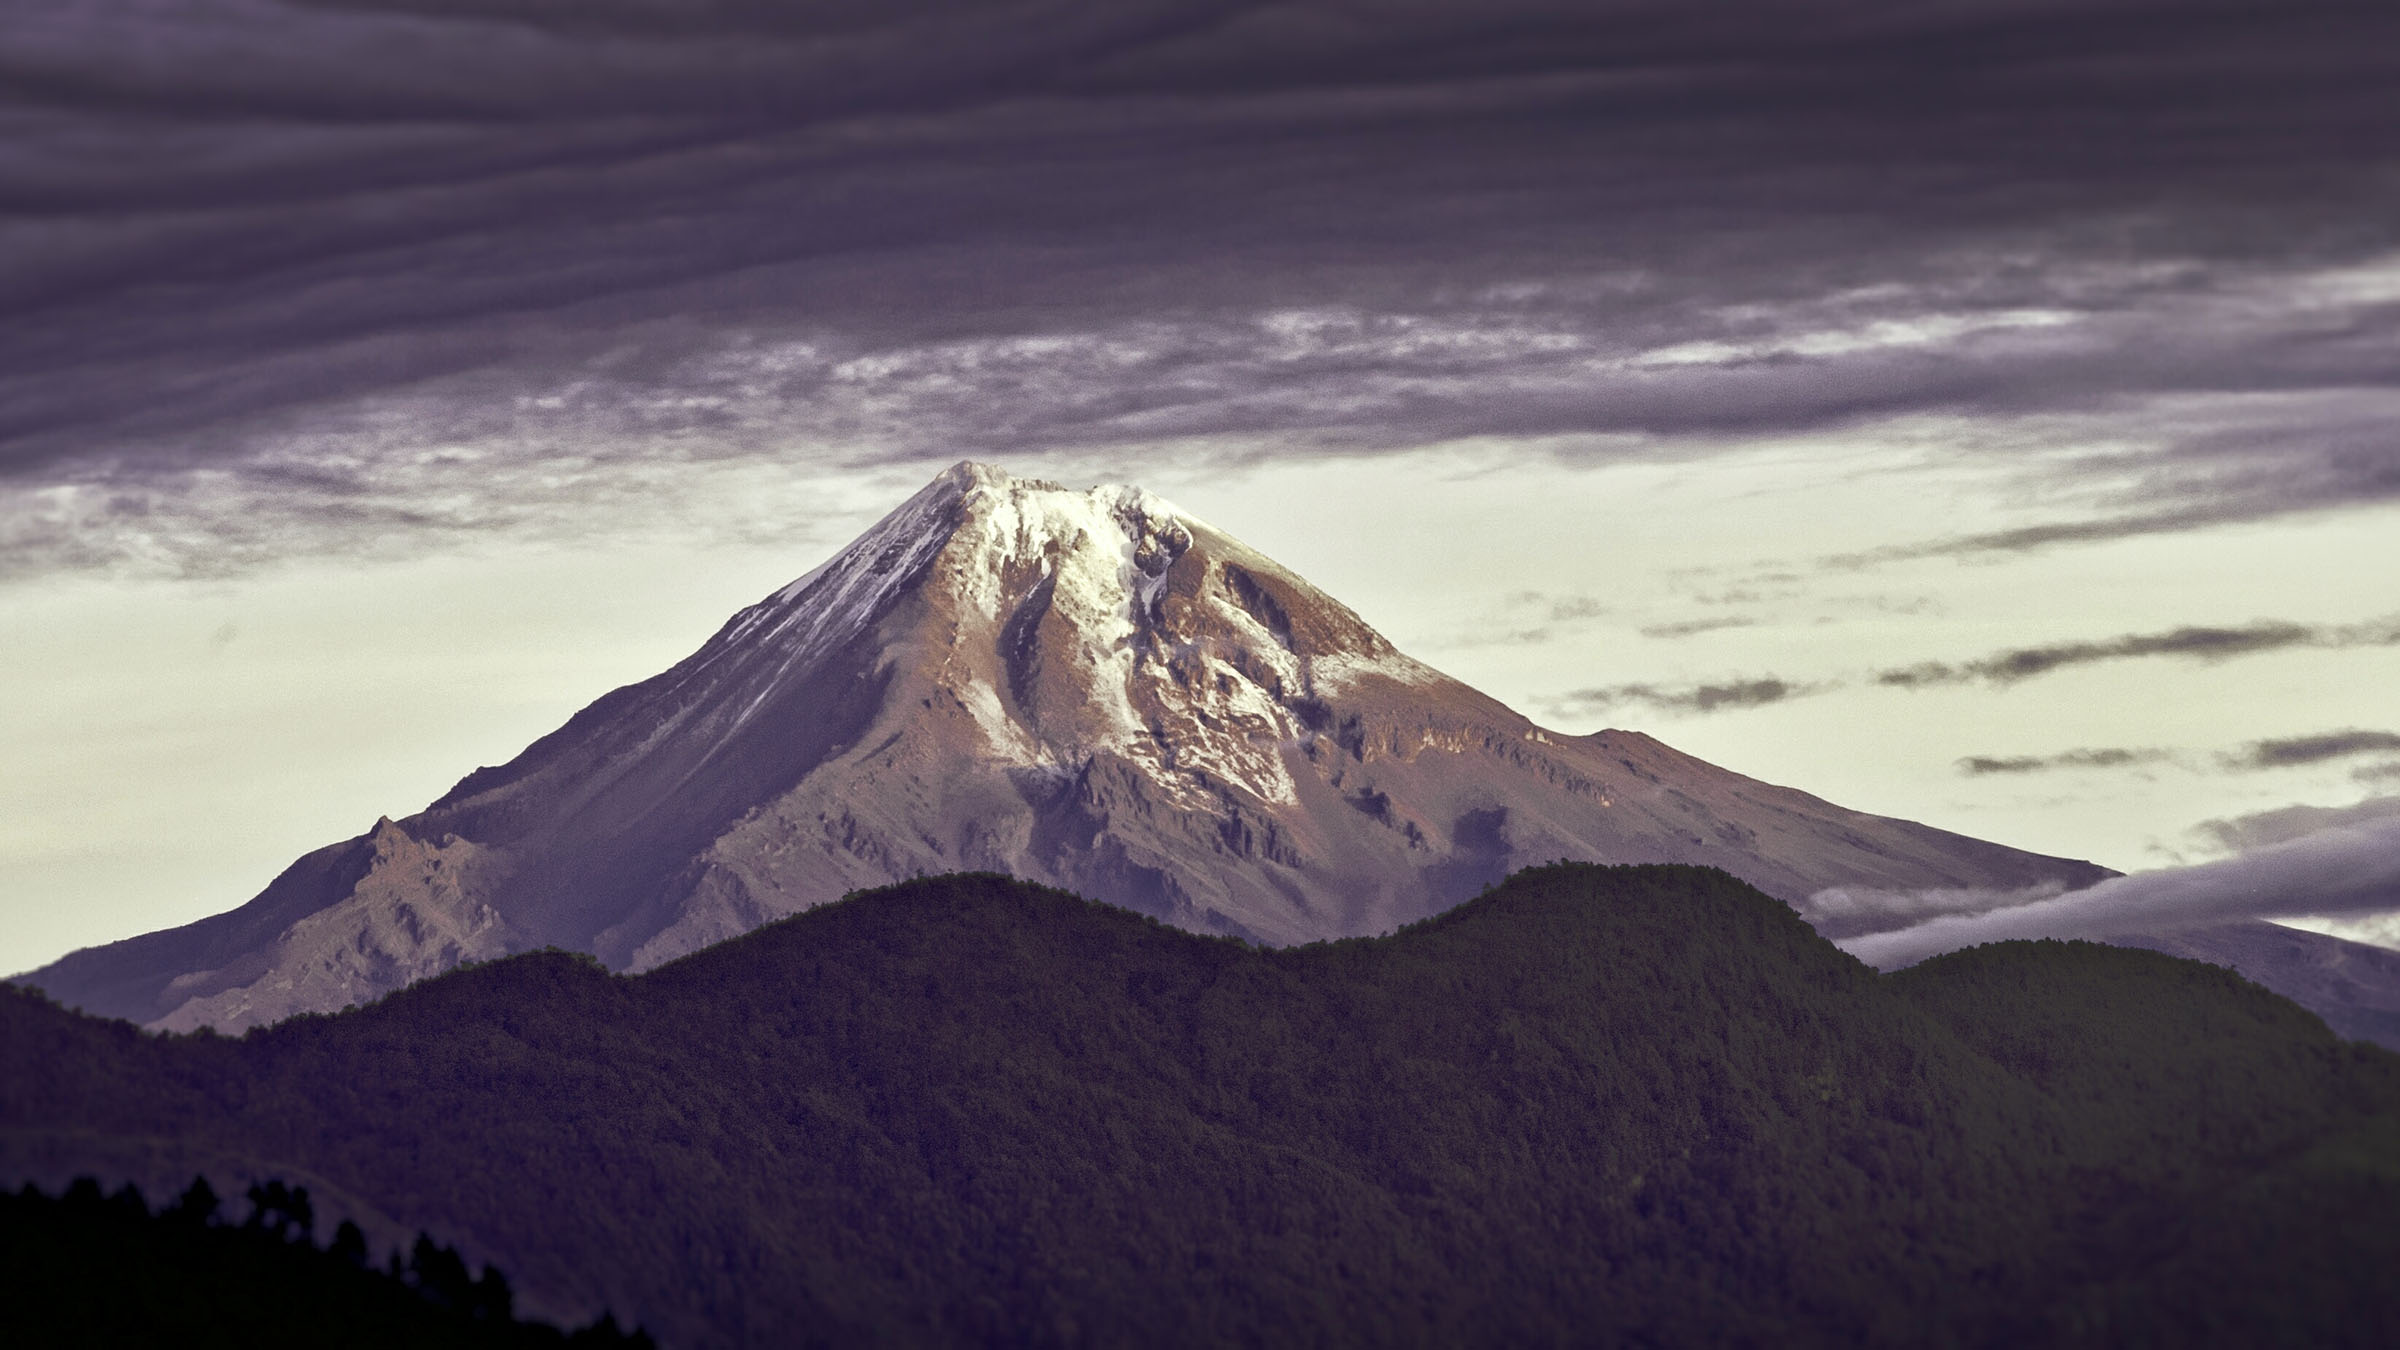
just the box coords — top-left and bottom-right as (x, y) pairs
(6, 864), (2399, 1348)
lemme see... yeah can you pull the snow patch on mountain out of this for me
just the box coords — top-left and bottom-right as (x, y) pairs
(805, 462), (1319, 807)
(705, 462), (1430, 809)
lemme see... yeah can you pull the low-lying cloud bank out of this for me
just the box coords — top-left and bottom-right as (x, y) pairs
(1834, 814), (2400, 969)
(1796, 881), (2071, 942)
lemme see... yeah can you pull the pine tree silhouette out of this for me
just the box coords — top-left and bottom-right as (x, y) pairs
(330, 1218), (369, 1267)
(165, 1176), (220, 1227)
(244, 1179), (314, 1243)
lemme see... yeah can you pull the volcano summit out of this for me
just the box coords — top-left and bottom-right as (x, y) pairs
(26, 463), (2108, 1031)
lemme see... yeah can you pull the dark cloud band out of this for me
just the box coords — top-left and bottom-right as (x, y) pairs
(6, 2), (2400, 576)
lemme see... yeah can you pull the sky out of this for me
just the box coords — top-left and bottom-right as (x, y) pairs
(4, 0), (2399, 976)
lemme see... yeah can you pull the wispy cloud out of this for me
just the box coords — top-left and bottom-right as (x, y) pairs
(2223, 730), (2400, 771)
(1950, 729), (2400, 780)
(1638, 616), (1760, 640)
(1429, 591), (1613, 649)
(1541, 608), (2399, 726)
(1877, 616), (2400, 688)
(1948, 725), (2400, 778)
(1956, 747), (2181, 776)
(1550, 677), (1812, 718)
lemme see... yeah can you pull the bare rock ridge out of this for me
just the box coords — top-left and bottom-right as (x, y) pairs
(23, 462), (2115, 1032)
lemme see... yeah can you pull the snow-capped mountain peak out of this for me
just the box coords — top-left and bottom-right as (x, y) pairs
(711, 461), (1432, 809)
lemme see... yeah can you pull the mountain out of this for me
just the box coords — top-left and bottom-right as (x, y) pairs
(21, 461), (2109, 1031)
(6, 867), (2397, 1348)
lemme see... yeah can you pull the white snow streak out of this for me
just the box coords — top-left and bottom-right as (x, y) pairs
(712, 461), (1438, 807)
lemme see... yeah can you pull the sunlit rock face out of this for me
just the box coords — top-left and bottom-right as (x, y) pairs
(24, 462), (2108, 1031)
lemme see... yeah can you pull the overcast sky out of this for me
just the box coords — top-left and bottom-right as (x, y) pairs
(5, 0), (2398, 974)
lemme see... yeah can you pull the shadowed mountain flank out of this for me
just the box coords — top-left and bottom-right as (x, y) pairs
(20, 463), (2107, 1031)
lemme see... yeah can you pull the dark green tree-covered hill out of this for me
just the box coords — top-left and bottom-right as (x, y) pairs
(5, 864), (2398, 1347)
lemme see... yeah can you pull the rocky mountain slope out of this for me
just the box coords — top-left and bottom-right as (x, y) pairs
(22, 462), (2110, 1031)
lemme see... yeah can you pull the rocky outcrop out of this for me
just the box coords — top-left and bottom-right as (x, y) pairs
(144, 818), (507, 1033)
